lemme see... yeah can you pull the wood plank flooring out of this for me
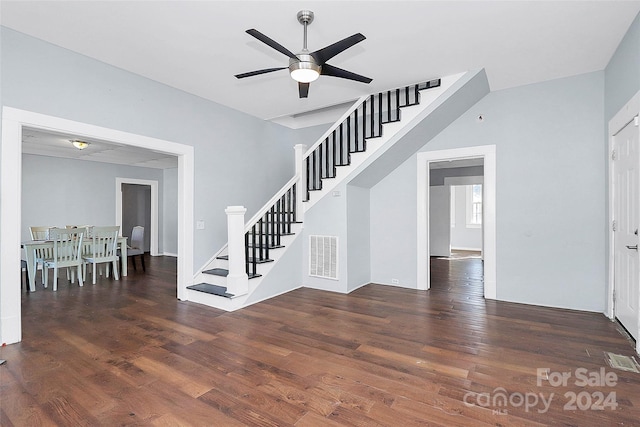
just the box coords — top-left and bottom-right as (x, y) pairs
(1, 254), (639, 426)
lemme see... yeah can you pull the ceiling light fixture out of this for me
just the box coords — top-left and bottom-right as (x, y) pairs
(70, 139), (90, 150)
(289, 54), (320, 83)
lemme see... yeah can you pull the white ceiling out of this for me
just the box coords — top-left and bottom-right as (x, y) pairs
(22, 128), (178, 169)
(3, 0), (640, 166)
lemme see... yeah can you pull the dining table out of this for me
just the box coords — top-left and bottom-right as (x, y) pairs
(22, 236), (128, 292)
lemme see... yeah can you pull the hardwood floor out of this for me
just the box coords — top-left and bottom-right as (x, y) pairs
(1, 255), (639, 426)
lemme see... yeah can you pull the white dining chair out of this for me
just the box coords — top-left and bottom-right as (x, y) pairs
(83, 226), (120, 284)
(128, 226), (145, 272)
(29, 226), (53, 285)
(43, 228), (84, 291)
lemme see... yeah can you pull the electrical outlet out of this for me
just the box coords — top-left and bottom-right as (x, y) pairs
(391, 278), (399, 284)
(196, 220), (205, 230)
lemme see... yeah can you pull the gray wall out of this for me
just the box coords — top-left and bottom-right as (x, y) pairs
(22, 154), (163, 244)
(370, 71), (606, 312)
(605, 12), (640, 122)
(2, 27), (305, 272)
(429, 186), (450, 256)
(347, 184), (371, 291)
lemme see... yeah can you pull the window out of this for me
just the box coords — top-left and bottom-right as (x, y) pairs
(466, 184), (482, 227)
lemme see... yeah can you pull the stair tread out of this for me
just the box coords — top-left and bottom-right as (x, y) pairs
(252, 232), (295, 236)
(203, 268), (228, 277)
(217, 255), (273, 264)
(187, 283), (234, 298)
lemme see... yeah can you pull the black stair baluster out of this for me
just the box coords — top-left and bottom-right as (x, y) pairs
(346, 116), (352, 154)
(285, 189), (291, 233)
(338, 122), (345, 166)
(244, 232), (249, 275)
(415, 84), (419, 105)
(323, 138), (329, 178)
(312, 149), (318, 189)
(362, 101), (367, 151)
(387, 90), (392, 123)
(369, 95), (375, 138)
(404, 86), (409, 107)
(292, 182), (297, 223)
(269, 206), (275, 248)
(258, 218), (264, 262)
(332, 129), (337, 177)
(305, 156), (310, 200)
(319, 143), (323, 180)
(251, 225), (257, 277)
(276, 198), (281, 239)
(282, 194), (288, 235)
(353, 107), (360, 153)
(378, 93), (383, 135)
(263, 216), (270, 261)
(395, 88), (400, 120)
(362, 99), (367, 142)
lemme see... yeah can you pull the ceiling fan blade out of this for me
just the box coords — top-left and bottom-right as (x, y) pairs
(310, 33), (366, 64)
(321, 63), (372, 84)
(235, 67), (287, 79)
(246, 29), (298, 60)
(298, 82), (310, 98)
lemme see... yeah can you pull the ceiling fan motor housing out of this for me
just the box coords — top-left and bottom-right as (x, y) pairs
(289, 53), (321, 79)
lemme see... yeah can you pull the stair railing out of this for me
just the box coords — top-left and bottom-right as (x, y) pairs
(222, 79), (441, 292)
(303, 80), (440, 201)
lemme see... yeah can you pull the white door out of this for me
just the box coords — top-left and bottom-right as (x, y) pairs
(614, 116), (640, 340)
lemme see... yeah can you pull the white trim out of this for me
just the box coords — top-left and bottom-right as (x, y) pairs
(417, 145), (496, 298)
(607, 89), (640, 354)
(115, 177), (159, 256)
(1, 107), (194, 344)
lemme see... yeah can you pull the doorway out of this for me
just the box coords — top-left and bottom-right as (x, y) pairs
(1, 107), (194, 344)
(116, 178), (159, 256)
(416, 145), (496, 298)
(608, 90), (640, 353)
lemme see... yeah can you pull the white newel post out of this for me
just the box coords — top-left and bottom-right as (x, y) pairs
(225, 206), (248, 296)
(294, 144), (307, 221)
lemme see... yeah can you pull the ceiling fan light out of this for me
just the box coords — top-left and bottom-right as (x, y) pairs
(289, 56), (321, 83)
(291, 68), (319, 83)
(70, 139), (90, 150)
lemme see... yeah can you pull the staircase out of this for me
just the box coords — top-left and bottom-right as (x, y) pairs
(186, 76), (463, 311)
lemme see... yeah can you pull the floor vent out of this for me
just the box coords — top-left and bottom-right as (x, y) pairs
(309, 235), (338, 280)
(605, 352), (640, 373)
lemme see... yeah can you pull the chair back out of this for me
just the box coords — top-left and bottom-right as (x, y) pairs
(131, 226), (144, 250)
(90, 226), (120, 259)
(30, 226), (52, 240)
(49, 228), (84, 264)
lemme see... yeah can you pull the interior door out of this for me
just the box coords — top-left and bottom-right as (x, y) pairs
(614, 116), (640, 340)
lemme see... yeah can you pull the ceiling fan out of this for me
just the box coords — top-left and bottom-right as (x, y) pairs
(235, 10), (372, 98)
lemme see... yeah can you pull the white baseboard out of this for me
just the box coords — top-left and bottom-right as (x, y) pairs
(162, 252), (178, 257)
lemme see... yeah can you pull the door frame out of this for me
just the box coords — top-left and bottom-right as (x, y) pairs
(607, 89), (640, 353)
(1, 107), (194, 344)
(116, 178), (159, 256)
(417, 145), (496, 298)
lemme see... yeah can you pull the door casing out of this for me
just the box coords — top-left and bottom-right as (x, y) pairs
(608, 89), (640, 354)
(417, 145), (496, 297)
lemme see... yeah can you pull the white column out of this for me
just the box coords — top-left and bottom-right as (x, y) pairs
(294, 144), (307, 221)
(225, 206), (248, 296)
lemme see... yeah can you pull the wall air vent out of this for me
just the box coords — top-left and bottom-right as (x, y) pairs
(309, 235), (338, 280)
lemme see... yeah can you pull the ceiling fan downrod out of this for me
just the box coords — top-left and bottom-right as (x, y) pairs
(297, 10), (314, 51)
